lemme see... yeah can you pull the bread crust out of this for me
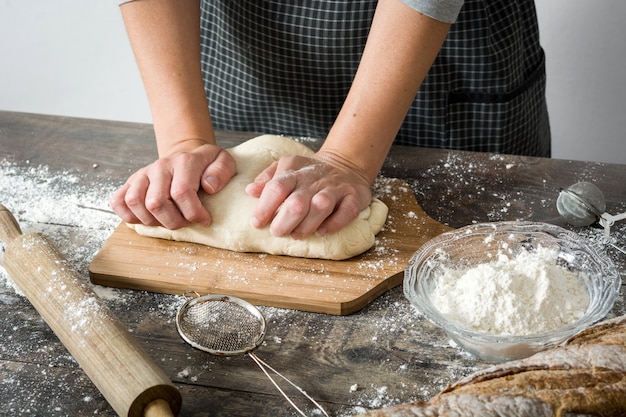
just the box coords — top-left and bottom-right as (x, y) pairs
(358, 315), (626, 417)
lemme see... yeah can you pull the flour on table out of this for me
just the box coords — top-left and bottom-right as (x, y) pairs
(130, 135), (388, 260)
(432, 245), (589, 335)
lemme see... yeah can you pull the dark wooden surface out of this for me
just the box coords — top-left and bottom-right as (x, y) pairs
(0, 111), (624, 417)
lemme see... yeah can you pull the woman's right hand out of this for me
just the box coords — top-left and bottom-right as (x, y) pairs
(109, 142), (237, 229)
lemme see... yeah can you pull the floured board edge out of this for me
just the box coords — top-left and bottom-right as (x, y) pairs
(89, 178), (452, 315)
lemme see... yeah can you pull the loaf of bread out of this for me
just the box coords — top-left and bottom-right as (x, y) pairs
(358, 314), (626, 417)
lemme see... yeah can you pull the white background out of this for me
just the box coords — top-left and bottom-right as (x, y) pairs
(1, 1), (624, 164)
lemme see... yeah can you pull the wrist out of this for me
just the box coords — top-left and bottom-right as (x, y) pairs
(320, 127), (392, 184)
(313, 149), (373, 186)
(158, 138), (216, 158)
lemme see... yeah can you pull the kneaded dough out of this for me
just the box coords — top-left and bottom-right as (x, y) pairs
(129, 135), (388, 260)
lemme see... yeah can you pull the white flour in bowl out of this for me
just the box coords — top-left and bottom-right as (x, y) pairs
(431, 246), (589, 336)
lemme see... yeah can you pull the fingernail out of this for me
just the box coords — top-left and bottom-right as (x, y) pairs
(250, 216), (262, 229)
(203, 176), (219, 193)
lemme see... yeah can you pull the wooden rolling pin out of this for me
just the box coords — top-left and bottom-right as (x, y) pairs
(0, 205), (181, 417)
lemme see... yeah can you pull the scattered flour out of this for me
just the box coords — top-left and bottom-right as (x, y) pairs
(432, 245), (590, 336)
(0, 160), (119, 292)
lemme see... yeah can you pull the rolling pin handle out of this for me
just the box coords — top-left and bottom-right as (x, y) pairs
(143, 399), (176, 417)
(0, 204), (23, 244)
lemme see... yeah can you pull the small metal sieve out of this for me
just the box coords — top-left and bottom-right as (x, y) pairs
(557, 181), (626, 254)
(176, 293), (329, 417)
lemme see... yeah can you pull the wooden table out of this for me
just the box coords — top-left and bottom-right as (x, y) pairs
(0, 111), (624, 416)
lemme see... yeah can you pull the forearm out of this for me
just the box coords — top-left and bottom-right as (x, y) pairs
(120, 0), (215, 156)
(322, 0), (450, 183)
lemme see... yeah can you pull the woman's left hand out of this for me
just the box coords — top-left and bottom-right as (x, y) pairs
(245, 151), (372, 239)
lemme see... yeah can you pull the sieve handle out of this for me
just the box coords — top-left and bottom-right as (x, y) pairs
(248, 352), (329, 417)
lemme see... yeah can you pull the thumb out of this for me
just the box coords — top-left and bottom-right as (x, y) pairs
(201, 149), (237, 194)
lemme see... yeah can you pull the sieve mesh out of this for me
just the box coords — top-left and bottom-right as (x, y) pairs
(177, 296), (265, 355)
(175, 293), (329, 417)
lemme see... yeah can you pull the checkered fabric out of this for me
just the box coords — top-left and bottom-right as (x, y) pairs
(200, 0), (550, 156)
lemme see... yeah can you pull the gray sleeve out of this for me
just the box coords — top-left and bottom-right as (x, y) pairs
(119, 1), (463, 22)
(400, 0), (464, 24)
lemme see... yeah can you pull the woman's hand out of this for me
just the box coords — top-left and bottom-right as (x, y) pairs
(245, 150), (372, 239)
(110, 143), (236, 229)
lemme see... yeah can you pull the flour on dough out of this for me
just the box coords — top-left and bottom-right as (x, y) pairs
(129, 135), (388, 260)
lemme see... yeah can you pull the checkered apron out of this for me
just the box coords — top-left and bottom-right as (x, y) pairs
(200, 0), (550, 156)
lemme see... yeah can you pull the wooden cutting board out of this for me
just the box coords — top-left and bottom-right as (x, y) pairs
(89, 178), (452, 315)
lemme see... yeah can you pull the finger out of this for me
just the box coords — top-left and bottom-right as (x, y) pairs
(124, 174), (161, 226)
(109, 183), (141, 224)
(201, 148), (237, 195)
(317, 194), (362, 236)
(142, 160), (189, 229)
(289, 190), (336, 239)
(169, 178), (211, 226)
(245, 161), (278, 198)
(250, 171), (297, 230)
(167, 156), (212, 226)
(268, 191), (312, 237)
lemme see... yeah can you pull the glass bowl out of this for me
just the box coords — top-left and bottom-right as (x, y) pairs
(404, 221), (621, 362)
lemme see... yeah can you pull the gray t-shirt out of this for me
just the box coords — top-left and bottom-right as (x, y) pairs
(401, 0), (464, 23)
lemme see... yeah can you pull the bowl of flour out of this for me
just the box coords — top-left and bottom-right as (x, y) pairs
(404, 221), (620, 362)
